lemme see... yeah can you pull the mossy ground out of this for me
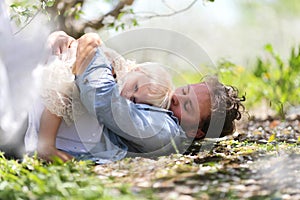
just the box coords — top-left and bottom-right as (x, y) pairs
(0, 119), (299, 199)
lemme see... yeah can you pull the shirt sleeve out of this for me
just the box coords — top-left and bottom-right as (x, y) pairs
(76, 47), (186, 154)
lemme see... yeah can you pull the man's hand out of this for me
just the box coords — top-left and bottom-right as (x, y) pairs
(37, 145), (74, 162)
(47, 31), (76, 55)
(73, 33), (102, 75)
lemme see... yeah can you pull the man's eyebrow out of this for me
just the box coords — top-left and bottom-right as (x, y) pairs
(182, 85), (191, 94)
(188, 99), (193, 110)
(187, 85), (195, 110)
(187, 84), (191, 93)
(184, 99), (193, 112)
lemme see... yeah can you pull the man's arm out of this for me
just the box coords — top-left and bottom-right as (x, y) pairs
(73, 33), (101, 75)
(75, 35), (185, 153)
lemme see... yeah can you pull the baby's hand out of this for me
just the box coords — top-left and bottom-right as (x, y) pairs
(37, 145), (74, 162)
(47, 31), (76, 56)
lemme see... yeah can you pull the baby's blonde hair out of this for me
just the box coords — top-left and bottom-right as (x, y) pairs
(131, 62), (174, 109)
(103, 47), (173, 109)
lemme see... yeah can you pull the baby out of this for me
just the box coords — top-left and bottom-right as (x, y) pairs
(37, 37), (174, 162)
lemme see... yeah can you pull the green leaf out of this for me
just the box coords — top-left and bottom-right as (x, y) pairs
(132, 18), (138, 26)
(117, 12), (124, 20)
(10, 3), (19, 8)
(254, 58), (267, 77)
(264, 43), (274, 53)
(46, 0), (55, 7)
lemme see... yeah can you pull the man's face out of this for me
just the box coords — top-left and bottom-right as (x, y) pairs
(169, 83), (211, 138)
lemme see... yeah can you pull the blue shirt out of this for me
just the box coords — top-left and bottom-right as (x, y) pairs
(75, 47), (187, 161)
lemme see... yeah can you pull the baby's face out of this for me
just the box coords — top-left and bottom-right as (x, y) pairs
(120, 71), (153, 105)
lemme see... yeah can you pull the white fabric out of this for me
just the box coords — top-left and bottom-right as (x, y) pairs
(24, 96), (104, 153)
(36, 44), (78, 126)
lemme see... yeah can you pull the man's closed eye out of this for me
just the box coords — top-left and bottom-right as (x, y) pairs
(134, 84), (138, 92)
(184, 100), (192, 112)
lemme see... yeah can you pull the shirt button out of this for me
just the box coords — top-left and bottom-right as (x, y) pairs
(84, 79), (88, 84)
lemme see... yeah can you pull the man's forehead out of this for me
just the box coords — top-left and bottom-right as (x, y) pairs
(190, 82), (211, 106)
(191, 82), (212, 116)
(190, 82), (209, 93)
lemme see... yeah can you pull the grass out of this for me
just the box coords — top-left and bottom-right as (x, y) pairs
(1, 137), (298, 200)
(0, 153), (147, 200)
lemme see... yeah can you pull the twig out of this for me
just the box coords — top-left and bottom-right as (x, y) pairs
(162, 0), (176, 12)
(86, 0), (134, 30)
(136, 0), (199, 19)
(13, 9), (41, 35)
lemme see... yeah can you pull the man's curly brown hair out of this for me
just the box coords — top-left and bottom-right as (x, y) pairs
(201, 76), (245, 138)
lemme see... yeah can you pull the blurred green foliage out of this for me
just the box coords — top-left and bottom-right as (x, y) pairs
(9, 0), (43, 27)
(216, 44), (300, 118)
(9, 0), (83, 29)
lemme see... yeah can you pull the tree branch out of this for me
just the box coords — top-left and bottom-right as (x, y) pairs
(45, 0), (84, 38)
(80, 0), (134, 32)
(14, 9), (41, 35)
(43, 0), (199, 37)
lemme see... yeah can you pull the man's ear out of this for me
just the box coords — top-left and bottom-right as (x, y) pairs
(195, 128), (206, 139)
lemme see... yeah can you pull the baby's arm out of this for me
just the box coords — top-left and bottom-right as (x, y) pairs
(37, 108), (73, 162)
